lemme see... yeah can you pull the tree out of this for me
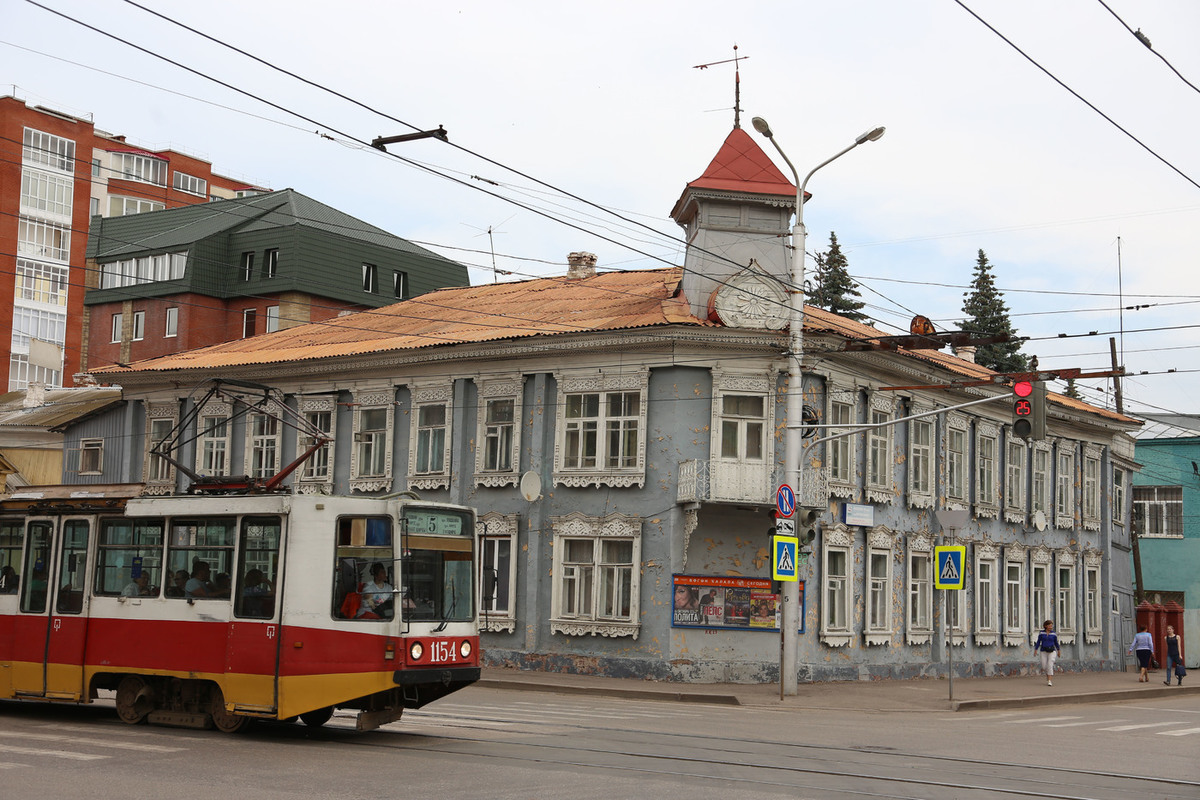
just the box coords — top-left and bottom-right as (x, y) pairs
(811, 232), (869, 323)
(960, 249), (1027, 373)
(1063, 378), (1082, 399)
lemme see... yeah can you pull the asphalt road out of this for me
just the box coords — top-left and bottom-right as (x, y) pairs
(0, 686), (1196, 799)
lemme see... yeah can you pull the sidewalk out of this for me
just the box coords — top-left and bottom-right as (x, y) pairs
(478, 666), (1199, 712)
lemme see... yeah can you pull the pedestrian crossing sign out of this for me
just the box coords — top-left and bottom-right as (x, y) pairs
(773, 535), (800, 582)
(934, 545), (966, 590)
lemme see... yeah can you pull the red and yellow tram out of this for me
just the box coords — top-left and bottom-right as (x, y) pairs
(0, 486), (480, 732)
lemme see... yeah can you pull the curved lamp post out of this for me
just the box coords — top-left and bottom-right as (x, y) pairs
(751, 117), (885, 696)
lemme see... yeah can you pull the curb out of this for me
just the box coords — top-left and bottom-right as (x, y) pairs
(475, 678), (742, 706)
(953, 684), (1200, 711)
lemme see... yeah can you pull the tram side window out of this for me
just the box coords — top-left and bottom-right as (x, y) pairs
(94, 518), (165, 597)
(332, 516), (393, 620)
(56, 520), (90, 614)
(20, 522), (52, 613)
(166, 518), (235, 600)
(0, 519), (22, 593)
(235, 516), (280, 619)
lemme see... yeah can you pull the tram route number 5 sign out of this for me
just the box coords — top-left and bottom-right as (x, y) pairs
(934, 545), (966, 590)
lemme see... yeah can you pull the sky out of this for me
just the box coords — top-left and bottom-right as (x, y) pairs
(4, 0), (1199, 419)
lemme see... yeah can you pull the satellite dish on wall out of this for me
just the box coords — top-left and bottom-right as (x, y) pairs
(520, 471), (542, 502)
(1032, 510), (1047, 532)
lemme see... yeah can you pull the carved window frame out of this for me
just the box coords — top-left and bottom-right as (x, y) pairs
(820, 523), (853, 647)
(1055, 441), (1076, 529)
(296, 397), (335, 495)
(194, 401), (231, 478)
(974, 421), (1000, 519)
(827, 389), (856, 499)
(865, 526), (896, 645)
(552, 368), (648, 489)
(549, 512), (642, 639)
(406, 382), (453, 491)
(1056, 549), (1078, 644)
(1030, 546), (1053, 645)
(349, 386), (394, 494)
(1083, 550), (1103, 643)
(1003, 542), (1027, 646)
(143, 401), (178, 495)
(474, 375), (524, 489)
(945, 412), (969, 508)
(243, 397), (284, 481)
(1082, 444), (1102, 531)
(974, 541), (999, 645)
(1031, 443), (1052, 517)
(865, 393), (895, 504)
(906, 532), (934, 645)
(478, 512), (519, 634)
(908, 409), (934, 509)
(1004, 437), (1027, 524)
(1111, 464), (1127, 528)
(710, 369), (775, 467)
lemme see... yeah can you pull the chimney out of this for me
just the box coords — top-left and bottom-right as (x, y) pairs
(954, 345), (977, 364)
(23, 382), (46, 408)
(73, 372), (99, 387)
(566, 251), (597, 280)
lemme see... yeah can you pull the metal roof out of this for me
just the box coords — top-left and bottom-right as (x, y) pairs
(0, 387), (123, 430)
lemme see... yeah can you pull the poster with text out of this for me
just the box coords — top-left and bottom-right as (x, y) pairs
(670, 574), (803, 632)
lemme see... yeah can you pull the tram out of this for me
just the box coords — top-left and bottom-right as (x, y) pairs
(0, 485), (480, 732)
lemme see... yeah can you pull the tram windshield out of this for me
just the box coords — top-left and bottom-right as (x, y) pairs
(401, 507), (474, 623)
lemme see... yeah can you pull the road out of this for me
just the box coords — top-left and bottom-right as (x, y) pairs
(0, 687), (1196, 799)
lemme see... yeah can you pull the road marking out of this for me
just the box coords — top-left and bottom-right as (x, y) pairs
(0, 762), (28, 770)
(1002, 716), (1081, 724)
(1042, 719), (1128, 727)
(0, 744), (106, 761)
(1157, 727), (1200, 736)
(0, 731), (184, 753)
(1098, 721), (1183, 732)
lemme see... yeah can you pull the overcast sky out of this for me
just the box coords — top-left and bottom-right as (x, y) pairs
(5, 0), (1199, 418)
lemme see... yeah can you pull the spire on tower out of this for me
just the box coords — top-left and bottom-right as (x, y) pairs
(692, 44), (748, 129)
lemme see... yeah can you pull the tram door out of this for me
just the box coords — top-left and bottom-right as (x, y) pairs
(223, 515), (283, 711)
(13, 517), (92, 699)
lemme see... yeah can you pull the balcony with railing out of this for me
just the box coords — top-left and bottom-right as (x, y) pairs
(679, 458), (827, 507)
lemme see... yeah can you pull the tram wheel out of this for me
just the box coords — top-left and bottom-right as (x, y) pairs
(208, 686), (247, 734)
(115, 675), (153, 725)
(300, 706), (334, 728)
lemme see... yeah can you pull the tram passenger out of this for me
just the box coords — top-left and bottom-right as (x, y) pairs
(213, 572), (232, 598)
(240, 569), (273, 617)
(121, 572), (152, 597)
(357, 562), (394, 619)
(185, 561), (213, 598)
(166, 569), (189, 597)
(0, 565), (18, 593)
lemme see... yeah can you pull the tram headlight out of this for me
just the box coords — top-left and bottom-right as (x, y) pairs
(459, 639), (472, 659)
(409, 641), (424, 662)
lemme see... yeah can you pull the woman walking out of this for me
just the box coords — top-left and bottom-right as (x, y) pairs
(1163, 625), (1185, 686)
(1034, 620), (1061, 686)
(1129, 625), (1155, 682)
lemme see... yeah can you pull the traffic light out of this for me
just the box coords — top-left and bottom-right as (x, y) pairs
(796, 507), (820, 550)
(1012, 380), (1047, 440)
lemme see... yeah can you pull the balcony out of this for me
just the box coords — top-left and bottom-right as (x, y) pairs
(678, 458), (828, 507)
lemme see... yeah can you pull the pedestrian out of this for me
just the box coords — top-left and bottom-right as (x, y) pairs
(1163, 625), (1185, 686)
(1034, 619), (1061, 686)
(1129, 625), (1155, 682)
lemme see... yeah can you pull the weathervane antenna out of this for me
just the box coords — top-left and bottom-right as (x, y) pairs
(692, 44), (748, 128)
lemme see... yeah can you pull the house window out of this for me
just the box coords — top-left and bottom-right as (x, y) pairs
(265, 306), (280, 333)
(1132, 486), (1183, 537)
(947, 425), (967, 503)
(23, 127), (75, 173)
(300, 409), (333, 482)
(362, 263), (378, 293)
(554, 371), (647, 487)
(1085, 563), (1102, 640)
(242, 309), (257, 338)
(474, 377), (523, 487)
(79, 438), (103, 475)
(1056, 448), (1075, 524)
(1082, 452), (1100, 525)
(20, 170), (73, 218)
(111, 313), (123, 343)
(164, 307), (178, 338)
(1057, 558), (1077, 640)
(170, 252), (187, 279)
(549, 512), (641, 638)
(241, 252), (254, 281)
(356, 407), (388, 478)
(18, 216), (70, 262)
(483, 398), (515, 472)
(197, 414), (229, 476)
(821, 540), (851, 644)
(829, 400), (853, 485)
(947, 578), (967, 641)
(247, 413), (279, 479)
(132, 310), (145, 342)
(976, 431), (998, 512)
(1005, 440), (1025, 515)
(866, 546), (892, 643)
(172, 171), (207, 196)
(264, 249), (278, 279)
(1004, 559), (1025, 643)
(1112, 467), (1126, 526)
(907, 547), (933, 643)
(146, 415), (175, 486)
(720, 394), (765, 461)
(16, 259), (68, 306)
(415, 403), (447, 474)
(392, 270), (407, 299)
(1032, 447), (1050, 514)
(478, 514), (518, 633)
(350, 391), (393, 492)
(909, 417), (933, 503)
(975, 550), (998, 642)
(107, 196), (164, 217)
(1031, 562), (1050, 634)
(110, 152), (167, 185)
(866, 409), (891, 495)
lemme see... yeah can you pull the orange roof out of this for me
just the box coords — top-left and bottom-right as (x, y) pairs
(686, 127), (797, 198)
(94, 268), (706, 374)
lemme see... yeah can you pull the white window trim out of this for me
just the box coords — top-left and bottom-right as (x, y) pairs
(945, 412), (969, 508)
(1111, 465), (1127, 528)
(349, 387), (394, 493)
(1031, 442), (1052, 517)
(549, 511), (642, 639)
(865, 526), (896, 645)
(820, 523), (854, 647)
(1133, 485), (1184, 538)
(975, 421), (1000, 519)
(906, 533), (934, 645)
(1003, 543), (1027, 646)
(1082, 444), (1102, 531)
(265, 306), (280, 333)
(1029, 546), (1053, 645)
(827, 389), (856, 499)
(865, 394), (895, 504)
(295, 397), (335, 495)
(143, 402), (178, 495)
(710, 368), (777, 504)
(1056, 549), (1078, 644)
(408, 383), (453, 491)
(474, 375), (524, 488)
(1084, 550), (1103, 644)
(552, 368), (648, 489)
(243, 400), (283, 481)
(194, 402), (231, 477)
(132, 310), (145, 342)
(478, 512), (519, 634)
(79, 438), (104, 475)
(164, 307), (178, 338)
(974, 541), (1000, 645)
(1004, 437), (1027, 524)
(908, 410), (935, 509)
(111, 313), (123, 344)
(1055, 441), (1076, 529)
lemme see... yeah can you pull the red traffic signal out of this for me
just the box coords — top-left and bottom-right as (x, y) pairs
(1014, 380), (1033, 398)
(1012, 380), (1046, 439)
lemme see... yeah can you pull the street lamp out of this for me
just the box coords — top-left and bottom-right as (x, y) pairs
(751, 116), (885, 696)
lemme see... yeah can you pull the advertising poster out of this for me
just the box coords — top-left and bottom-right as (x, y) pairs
(671, 574), (803, 632)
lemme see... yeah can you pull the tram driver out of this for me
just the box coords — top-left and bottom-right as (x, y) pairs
(357, 562), (394, 619)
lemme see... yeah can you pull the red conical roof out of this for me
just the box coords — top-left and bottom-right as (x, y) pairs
(686, 127), (797, 197)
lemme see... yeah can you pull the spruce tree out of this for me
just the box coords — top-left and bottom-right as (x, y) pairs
(960, 249), (1028, 373)
(811, 232), (869, 323)
(1064, 378), (1082, 399)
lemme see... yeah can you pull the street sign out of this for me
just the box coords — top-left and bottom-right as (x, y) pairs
(772, 535), (799, 582)
(776, 484), (795, 518)
(774, 518), (795, 536)
(934, 545), (966, 590)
